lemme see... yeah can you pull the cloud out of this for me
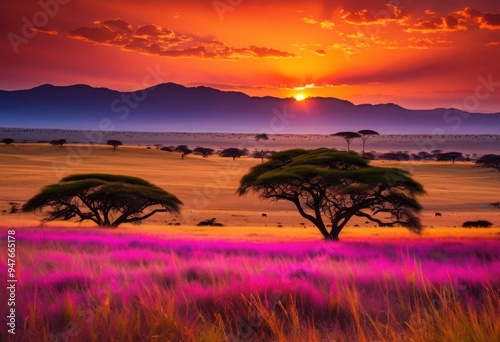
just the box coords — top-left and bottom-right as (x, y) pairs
(301, 17), (317, 25)
(479, 12), (500, 30)
(68, 19), (296, 59)
(302, 16), (335, 29)
(407, 7), (500, 33)
(70, 26), (119, 43)
(99, 19), (133, 33)
(339, 4), (409, 26)
(319, 20), (335, 29)
(407, 37), (434, 50)
(313, 49), (326, 56)
(407, 37), (451, 50)
(30, 27), (58, 35)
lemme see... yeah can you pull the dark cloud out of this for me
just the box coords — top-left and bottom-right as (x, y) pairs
(407, 7), (500, 32)
(68, 19), (295, 59)
(444, 15), (459, 29)
(481, 12), (500, 28)
(70, 26), (119, 43)
(99, 19), (133, 33)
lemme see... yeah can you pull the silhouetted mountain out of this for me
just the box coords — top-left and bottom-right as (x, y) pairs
(0, 83), (499, 134)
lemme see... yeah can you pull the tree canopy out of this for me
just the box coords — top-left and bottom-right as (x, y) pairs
(255, 134), (269, 141)
(219, 148), (248, 160)
(436, 152), (463, 163)
(22, 173), (183, 227)
(357, 130), (379, 154)
(379, 152), (410, 161)
(238, 148), (425, 240)
(332, 132), (360, 151)
(476, 154), (500, 172)
(175, 145), (193, 159)
(1, 138), (14, 145)
(193, 147), (215, 158)
(252, 149), (273, 162)
(50, 139), (67, 147)
(106, 140), (123, 152)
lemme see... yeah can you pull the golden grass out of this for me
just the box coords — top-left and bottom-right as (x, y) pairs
(1, 144), (499, 232)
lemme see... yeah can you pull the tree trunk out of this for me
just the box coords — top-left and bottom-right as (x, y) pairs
(313, 221), (333, 240)
(325, 233), (339, 241)
(325, 226), (341, 241)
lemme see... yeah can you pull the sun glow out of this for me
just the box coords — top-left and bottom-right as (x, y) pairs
(295, 93), (305, 101)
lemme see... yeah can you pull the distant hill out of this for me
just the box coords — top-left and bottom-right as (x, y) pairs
(0, 83), (499, 134)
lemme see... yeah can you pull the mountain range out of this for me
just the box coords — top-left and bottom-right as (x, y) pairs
(1, 83), (499, 134)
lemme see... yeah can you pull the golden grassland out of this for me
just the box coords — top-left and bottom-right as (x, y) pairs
(1, 144), (499, 341)
(0, 144), (498, 231)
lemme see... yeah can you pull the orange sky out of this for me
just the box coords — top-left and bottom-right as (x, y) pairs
(1, 0), (499, 111)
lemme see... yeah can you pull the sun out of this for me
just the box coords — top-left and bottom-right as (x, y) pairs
(295, 93), (305, 101)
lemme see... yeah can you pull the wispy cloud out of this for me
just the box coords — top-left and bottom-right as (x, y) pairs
(313, 49), (326, 56)
(301, 16), (335, 29)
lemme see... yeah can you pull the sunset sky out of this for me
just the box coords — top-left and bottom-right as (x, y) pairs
(1, 0), (499, 112)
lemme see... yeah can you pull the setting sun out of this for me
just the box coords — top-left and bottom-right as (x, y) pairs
(295, 93), (305, 101)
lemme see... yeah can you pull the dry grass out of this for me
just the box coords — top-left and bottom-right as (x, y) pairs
(1, 227), (499, 341)
(1, 143), (499, 341)
(0, 144), (498, 229)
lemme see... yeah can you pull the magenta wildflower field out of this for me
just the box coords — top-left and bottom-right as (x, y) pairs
(1, 228), (499, 341)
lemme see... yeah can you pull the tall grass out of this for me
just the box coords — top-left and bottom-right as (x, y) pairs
(1, 228), (499, 341)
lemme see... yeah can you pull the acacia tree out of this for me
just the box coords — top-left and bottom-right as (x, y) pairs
(219, 148), (248, 160)
(252, 150), (272, 162)
(193, 147), (215, 158)
(436, 152), (463, 164)
(238, 148), (425, 240)
(175, 145), (193, 159)
(357, 130), (379, 155)
(22, 174), (182, 227)
(255, 134), (269, 141)
(106, 140), (122, 152)
(1, 138), (14, 145)
(490, 202), (500, 209)
(476, 154), (500, 172)
(50, 139), (67, 147)
(332, 132), (360, 152)
(431, 149), (443, 158)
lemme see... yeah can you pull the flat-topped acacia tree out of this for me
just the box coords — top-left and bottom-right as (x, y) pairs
(50, 139), (67, 147)
(357, 130), (379, 155)
(238, 148), (425, 240)
(332, 132), (360, 152)
(1, 138), (14, 145)
(22, 174), (183, 227)
(476, 154), (500, 172)
(106, 140), (122, 152)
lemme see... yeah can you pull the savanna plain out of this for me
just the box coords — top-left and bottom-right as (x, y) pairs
(0, 133), (499, 341)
